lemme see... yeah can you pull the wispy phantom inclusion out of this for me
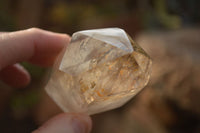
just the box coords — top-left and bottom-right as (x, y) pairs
(45, 28), (152, 115)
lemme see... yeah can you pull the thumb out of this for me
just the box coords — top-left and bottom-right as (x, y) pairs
(32, 113), (92, 133)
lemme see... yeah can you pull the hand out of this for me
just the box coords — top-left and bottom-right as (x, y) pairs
(0, 28), (92, 133)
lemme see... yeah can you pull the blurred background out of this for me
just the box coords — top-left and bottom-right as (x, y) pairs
(0, 0), (200, 132)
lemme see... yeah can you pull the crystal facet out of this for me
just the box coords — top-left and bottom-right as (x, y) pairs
(45, 28), (152, 115)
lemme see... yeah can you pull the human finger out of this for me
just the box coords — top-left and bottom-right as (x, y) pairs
(0, 28), (70, 70)
(32, 113), (92, 133)
(0, 63), (30, 88)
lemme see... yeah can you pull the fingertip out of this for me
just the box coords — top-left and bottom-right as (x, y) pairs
(26, 28), (71, 67)
(60, 34), (71, 43)
(71, 113), (92, 133)
(33, 113), (92, 133)
(27, 28), (71, 45)
(0, 28), (71, 69)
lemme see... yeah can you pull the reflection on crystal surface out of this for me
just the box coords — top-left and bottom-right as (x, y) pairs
(45, 28), (152, 115)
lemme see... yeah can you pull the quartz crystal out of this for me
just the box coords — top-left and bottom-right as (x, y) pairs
(45, 28), (152, 115)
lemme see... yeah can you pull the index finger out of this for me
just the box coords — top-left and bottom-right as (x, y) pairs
(0, 28), (70, 70)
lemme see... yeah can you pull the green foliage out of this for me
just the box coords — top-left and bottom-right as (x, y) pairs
(10, 89), (40, 110)
(21, 62), (46, 80)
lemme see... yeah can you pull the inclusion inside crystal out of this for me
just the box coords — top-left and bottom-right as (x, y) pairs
(45, 28), (152, 115)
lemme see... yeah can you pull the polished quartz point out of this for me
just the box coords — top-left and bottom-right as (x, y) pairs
(45, 28), (152, 115)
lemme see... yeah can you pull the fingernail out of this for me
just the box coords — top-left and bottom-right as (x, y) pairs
(71, 114), (92, 133)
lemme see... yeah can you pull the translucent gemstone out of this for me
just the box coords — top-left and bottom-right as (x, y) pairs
(45, 28), (152, 115)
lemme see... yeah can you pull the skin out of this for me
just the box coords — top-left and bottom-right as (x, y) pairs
(0, 28), (92, 133)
